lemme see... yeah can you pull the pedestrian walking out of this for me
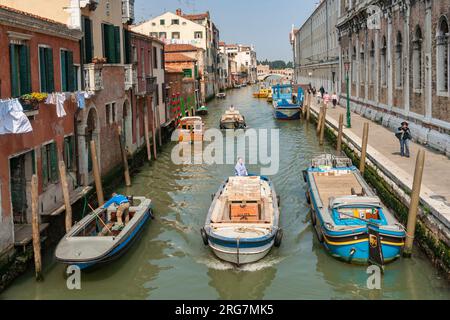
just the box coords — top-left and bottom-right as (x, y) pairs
(395, 121), (412, 158)
(316, 91), (322, 104)
(319, 86), (325, 98)
(331, 92), (338, 108)
(323, 92), (331, 108)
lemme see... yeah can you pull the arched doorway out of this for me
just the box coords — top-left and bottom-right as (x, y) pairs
(122, 100), (132, 152)
(77, 106), (99, 186)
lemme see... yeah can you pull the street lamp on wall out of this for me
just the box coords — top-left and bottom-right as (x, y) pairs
(344, 59), (352, 128)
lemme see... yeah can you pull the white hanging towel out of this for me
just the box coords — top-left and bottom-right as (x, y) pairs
(0, 99), (33, 135)
(55, 93), (67, 118)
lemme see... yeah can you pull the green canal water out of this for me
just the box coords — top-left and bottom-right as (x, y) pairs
(2, 85), (450, 300)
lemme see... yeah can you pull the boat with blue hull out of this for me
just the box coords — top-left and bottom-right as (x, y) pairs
(303, 155), (406, 265)
(272, 84), (304, 120)
(201, 176), (282, 266)
(55, 197), (153, 270)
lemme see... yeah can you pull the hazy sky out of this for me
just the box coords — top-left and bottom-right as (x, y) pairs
(134, 0), (318, 61)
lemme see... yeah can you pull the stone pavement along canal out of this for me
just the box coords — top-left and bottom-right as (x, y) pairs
(309, 99), (450, 234)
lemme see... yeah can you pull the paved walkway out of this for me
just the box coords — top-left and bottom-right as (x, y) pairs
(309, 99), (450, 227)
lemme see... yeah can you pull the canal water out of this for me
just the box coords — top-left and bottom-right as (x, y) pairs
(2, 84), (450, 300)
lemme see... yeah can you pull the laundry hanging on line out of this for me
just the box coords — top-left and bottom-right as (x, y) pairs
(45, 92), (72, 117)
(0, 99), (33, 135)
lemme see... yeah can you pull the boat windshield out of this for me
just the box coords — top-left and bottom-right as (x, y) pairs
(332, 206), (387, 226)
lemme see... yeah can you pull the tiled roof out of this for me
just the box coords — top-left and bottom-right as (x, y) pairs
(0, 4), (68, 28)
(165, 44), (199, 52)
(165, 53), (196, 63)
(182, 12), (209, 21)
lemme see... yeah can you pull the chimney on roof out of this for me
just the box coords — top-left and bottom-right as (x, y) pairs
(176, 8), (182, 16)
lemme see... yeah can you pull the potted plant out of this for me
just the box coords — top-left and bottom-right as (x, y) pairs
(92, 56), (107, 64)
(20, 92), (48, 110)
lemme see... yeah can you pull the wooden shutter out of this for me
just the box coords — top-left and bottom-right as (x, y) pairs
(84, 17), (93, 63)
(124, 29), (131, 64)
(46, 48), (55, 93)
(9, 44), (20, 97)
(19, 45), (31, 95)
(41, 146), (48, 186)
(50, 143), (58, 183)
(114, 26), (121, 64)
(67, 51), (74, 92)
(61, 50), (67, 92)
(107, 25), (115, 63)
(39, 47), (47, 92)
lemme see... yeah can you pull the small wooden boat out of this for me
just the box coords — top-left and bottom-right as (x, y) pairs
(201, 176), (282, 265)
(216, 92), (226, 99)
(220, 107), (246, 129)
(196, 105), (208, 115)
(178, 116), (205, 142)
(55, 197), (152, 270)
(303, 154), (406, 265)
(253, 87), (271, 98)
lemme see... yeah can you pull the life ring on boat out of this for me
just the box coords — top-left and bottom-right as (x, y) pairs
(200, 228), (209, 246)
(274, 228), (283, 248)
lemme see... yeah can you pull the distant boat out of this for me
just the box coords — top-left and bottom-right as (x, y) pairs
(196, 105), (208, 115)
(178, 116), (205, 143)
(253, 87), (271, 98)
(272, 84), (303, 120)
(303, 154), (406, 265)
(201, 176), (282, 266)
(220, 107), (246, 129)
(216, 92), (226, 99)
(55, 197), (153, 270)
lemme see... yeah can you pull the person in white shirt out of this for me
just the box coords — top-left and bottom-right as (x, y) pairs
(235, 158), (248, 177)
(331, 92), (338, 108)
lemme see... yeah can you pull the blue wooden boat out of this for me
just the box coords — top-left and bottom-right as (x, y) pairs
(303, 155), (406, 265)
(201, 176), (282, 266)
(55, 197), (153, 270)
(272, 84), (304, 120)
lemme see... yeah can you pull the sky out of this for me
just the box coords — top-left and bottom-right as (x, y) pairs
(134, 0), (319, 62)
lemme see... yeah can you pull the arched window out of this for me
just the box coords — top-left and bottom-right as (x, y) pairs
(370, 40), (375, 85)
(437, 16), (449, 94)
(395, 32), (403, 88)
(381, 36), (387, 86)
(360, 43), (365, 84)
(413, 26), (423, 91)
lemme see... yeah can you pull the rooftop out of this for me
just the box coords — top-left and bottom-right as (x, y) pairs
(165, 44), (200, 53)
(165, 52), (197, 63)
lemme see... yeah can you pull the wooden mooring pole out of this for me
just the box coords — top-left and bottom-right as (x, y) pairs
(90, 140), (104, 206)
(337, 114), (344, 154)
(404, 150), (426, 257)
(319, 105), (327, 146)
(144, 107), (152, 162)
(31, 174), (42, 281)
(58, 161), (72, 233)
(117, 126), (132, 187)
(316, 107), (323, 136)
(359, 123), (369, 174)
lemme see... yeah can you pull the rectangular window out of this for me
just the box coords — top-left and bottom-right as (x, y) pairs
(155, 84), (159, 106)
(159, 32), (167, 39)
(160, 49), (164, 69)
(102, 24), (121, 64)
(106, 103), (111, 124)
(39, 46), (55, 93)
(60, 50), (75, 92)
(172, 32), (180, 39)
(153, 47), (158, 69)
(112, 102), (116, 123)
(41, 142), (58, 187)
(160, 19), (165, 25)
(9, 44), (31, 97)
(183, 69), (193, 78)
(63, 136), (75, 171)
(82, 16), (93, 64)
(194, 31), (203, 39)
(150, 32), (158, 38)
(172, 19), (179, 25)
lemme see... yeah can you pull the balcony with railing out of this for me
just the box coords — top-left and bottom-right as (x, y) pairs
(122, 0), (135, 24)
(125, 64), (138, 90)
(84, 64), (103, 92)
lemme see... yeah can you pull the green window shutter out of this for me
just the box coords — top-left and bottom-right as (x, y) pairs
(107, 25), (115, 63)
(9, 44), (20, 97)
(39, 47), (47, 92)
(19, 45), (31, 95)
(84, 17), (93, 63)
(41, 146), (48, 186)
(114, 26), (121, 64)
(61, 50), (67, 92)
(46, 48), (55, 93)
(124, 29), (131, 64)
(102, 23), (107, 61)
(50, 143), (58, 183)
(67, 51), (74, 92)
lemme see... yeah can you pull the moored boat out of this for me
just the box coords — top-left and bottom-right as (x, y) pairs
(253, 87), (271, 98)
(55, 197), (153, 270)
(216, 92), (226, 99)
(178, 116), (205, 143)
(201, 176), (282, 266)
(303, 154), (406, 265)
(196, 105), (208, 115)
(272, 84), (303, 120)
(220, 107), (246, 129)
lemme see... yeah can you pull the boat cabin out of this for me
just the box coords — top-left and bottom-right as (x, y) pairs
(178, 117), (204, 142)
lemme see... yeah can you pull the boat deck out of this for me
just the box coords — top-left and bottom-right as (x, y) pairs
(313, 171), (363, 207)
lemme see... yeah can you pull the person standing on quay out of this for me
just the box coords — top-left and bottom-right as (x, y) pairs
(319, 86), (325, 98)
(331, 92), (338, 108)
(396, 122), (412, 158)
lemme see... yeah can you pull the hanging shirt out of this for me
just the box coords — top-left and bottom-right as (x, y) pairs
(76, 92), (86, 109)
(235, 162), (248, 177)
(0, 99), (33, 135)
(55, 93), (67, 118)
